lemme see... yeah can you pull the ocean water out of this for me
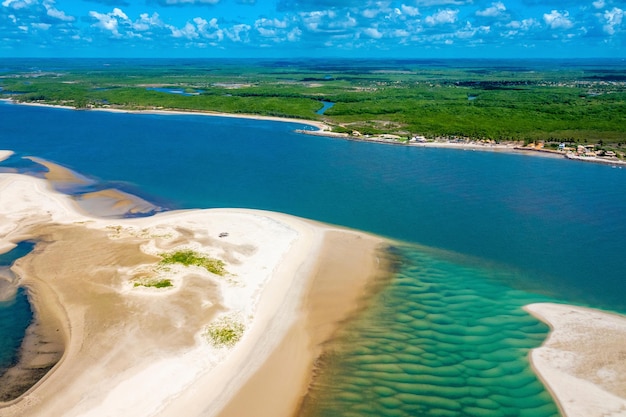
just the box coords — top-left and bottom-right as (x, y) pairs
(0, 101), (625, 412)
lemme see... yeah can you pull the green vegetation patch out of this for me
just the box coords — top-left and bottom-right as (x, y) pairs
(159, 249), (227, 276)
(204, 316), (245, 348)
(133, 278), (173, 288)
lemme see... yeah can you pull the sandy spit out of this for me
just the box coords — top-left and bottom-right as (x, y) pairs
(4, 100), (331, 133)
(0, 172), (387, 417)
(525, 303), (626, 417)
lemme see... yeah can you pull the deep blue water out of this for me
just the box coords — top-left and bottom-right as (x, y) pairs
(0, 100), (625, 413)
(1, 101), (624, 311)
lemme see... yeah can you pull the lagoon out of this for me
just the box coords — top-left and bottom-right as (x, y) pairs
(1, 101), (625, 415)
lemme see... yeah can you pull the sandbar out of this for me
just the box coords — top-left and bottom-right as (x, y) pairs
(525, 303), (626, 417)
(0, 172), (388, 417)
(0, 151), (13, 163)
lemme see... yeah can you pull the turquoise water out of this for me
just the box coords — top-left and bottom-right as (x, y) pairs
(300, 246), (559, 417)
(0, 100), (625, 412)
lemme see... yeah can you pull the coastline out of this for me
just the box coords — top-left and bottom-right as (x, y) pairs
(5, 98), (625, 167)
(525, 303), (626, 417)
(0, 172), (388, 417)
(1, 99), (332, 133)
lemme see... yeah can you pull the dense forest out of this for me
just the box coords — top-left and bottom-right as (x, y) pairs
(2, 58), (625, 154)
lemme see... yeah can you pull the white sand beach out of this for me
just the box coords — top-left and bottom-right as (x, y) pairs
(0, 172), (387, 417)
(0, 151), (13, 163)
(525, 303), (626, 417)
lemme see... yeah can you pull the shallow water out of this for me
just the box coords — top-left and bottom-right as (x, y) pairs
(300, 245), (559, 417)
(0, 242), (35, 374)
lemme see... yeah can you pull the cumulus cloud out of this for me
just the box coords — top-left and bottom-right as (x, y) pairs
(543, 10), (574, 29)
(593, 0), (605, 9)
(414, 0), (470, 5)
(1, 0), (624, 58)
(300, 10), (357, 33)
(132, 12), (162, 31)
(400, 4), (420, 17)
(89, 8), (128, 37)
(363, 27), (383, 38)
(168, 21), (198, 38)
(425, 9), (458, 25)
(83, 0), (129, 6)
(254, 17), (293, 40)
(45, 5), (74, 21)
(151, 0), (220, 5)
(476, 2), (506, 18)
(2, 0), (38, 9)
(224, 23), (250, 42)
(31, 21), (50, 29)
(276, 0), (362, 12)
(603, 7), (623, 35)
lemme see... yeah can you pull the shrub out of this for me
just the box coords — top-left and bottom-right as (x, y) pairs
(133, 278), (173, 288)
(159, 249), (226, 276)
(204, 317), (244, 348)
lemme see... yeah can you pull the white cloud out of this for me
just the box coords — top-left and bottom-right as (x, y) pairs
(32, 22), (50, 30)
(390, 28), (410, 37)
(44, 1), (75, 22)
(363, 27), (383, 38)
(476, 2), (505, 18)
(112, 7), (128, 21)
(603, 7), (623, 35)
(168, 21), (198, 39)
(286, 26), (301, 41)
(132, 13), (162, 31)
(400, 4), (420, 17)
(2, 0), (37, 9)
(506, 18), (538, 30)
(363, 9), (380, 18)
(415, 0), (468, 5)
(89, 10), (122, 37)
(504, 18), (539, 37)
(194, 17), (223, 40)
(158, 0), (219, 4)
(543, 10), (573, 30)
(224, 23), (250, 42)
(593, 0), (605, 9)
(300, 10), (357, 32)
(425, 9), (458, 25)
(254, 17), (293, 41)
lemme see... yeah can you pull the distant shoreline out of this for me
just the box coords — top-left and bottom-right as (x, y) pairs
(1, 99), (332, 133)
(4, 98), (626, 168)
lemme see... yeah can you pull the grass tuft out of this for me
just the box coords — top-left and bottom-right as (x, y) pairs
(133, 278), (173, 288)
(159, 249), (226, 276)
(204, 317), (245, 348)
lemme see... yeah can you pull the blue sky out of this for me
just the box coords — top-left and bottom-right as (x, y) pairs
(1, 0), (624, 58)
